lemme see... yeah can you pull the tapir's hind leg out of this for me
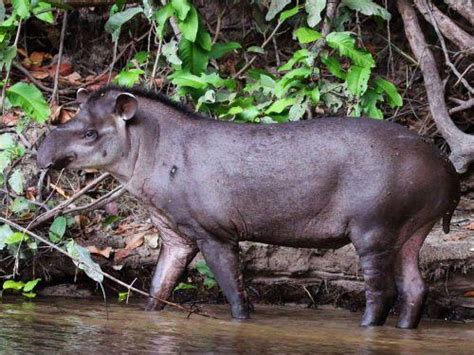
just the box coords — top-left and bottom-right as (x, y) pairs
(395, 222), (435, 329)
(352, 228), (398, 327)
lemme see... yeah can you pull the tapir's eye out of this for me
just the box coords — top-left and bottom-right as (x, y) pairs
(83, 129), (98, 140)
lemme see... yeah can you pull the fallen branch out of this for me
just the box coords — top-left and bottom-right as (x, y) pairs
(30, 172), (111, 229)
(449, 97), (474, 114)
(414, 0), (474, 54)
(397, 0), (474, 173)
(0, 216), (212, 318)
(443, 0), (474, 26)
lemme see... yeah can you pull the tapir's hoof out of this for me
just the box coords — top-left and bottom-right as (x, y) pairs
(231, 305), (251, 320)
(396, 319), (420, 329)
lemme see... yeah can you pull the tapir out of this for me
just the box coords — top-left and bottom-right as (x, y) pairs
(37, 85), (460, 329)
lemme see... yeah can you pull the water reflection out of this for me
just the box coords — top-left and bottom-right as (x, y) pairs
(0, 298), (472, 353)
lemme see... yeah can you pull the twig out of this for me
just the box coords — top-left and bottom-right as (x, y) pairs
(0, 216), (212, 318)
(29, 172), (111, 229)
(421, 0), (474, 94)
(232, 20), (284, 79)
(1, 19), (22, 115)
(150, 36), (163, 88)
(449, 97), (474, 114)
(0, 188), (50, 211)
(52, 12), (68, 104)
(108, 40), (118, 83)
(64, 185), (125, 215)
(12, 62), (74, 95)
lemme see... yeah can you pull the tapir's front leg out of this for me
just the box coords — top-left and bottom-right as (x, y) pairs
(145, 226), (198, 311)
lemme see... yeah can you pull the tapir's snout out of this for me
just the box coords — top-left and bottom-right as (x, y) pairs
(37, 130), (77, 170)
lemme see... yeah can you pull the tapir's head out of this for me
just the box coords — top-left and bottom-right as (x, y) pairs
(37, 88), (138, 170)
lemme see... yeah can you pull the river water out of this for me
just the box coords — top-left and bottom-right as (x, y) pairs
(0, 298), (472, 353)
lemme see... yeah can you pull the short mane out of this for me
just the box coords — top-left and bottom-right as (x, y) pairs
(88, 84), (206, 120)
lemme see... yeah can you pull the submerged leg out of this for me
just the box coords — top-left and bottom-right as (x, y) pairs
(395, 223), (433, 329)
(145, 232), (198, 311)
(358, 249), (398, 326)
(352, 226), (399, 327)
(197, 238), (250, 319)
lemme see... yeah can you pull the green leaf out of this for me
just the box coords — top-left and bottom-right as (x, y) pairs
(196, 29), (212, 51)
(288, 96), (308, 121)
(305, 0), (326, 27)
(174, 282), (197, 291)
(6, 83), (50, 123)
(22, 292), (37, 298)
(321, 55), (346, 79)
(23, 278), (41, 292)
(374, 78), (402, 108)
(162, 40), (182, 66)
(294, 27), (322, 44)
(346, 65), (371, 96)
(5, 232), (27, 245)
(102, 215), (122, 227)
(326, 32), (375, 68)
(308, 87), (320, 104)
(203, 278), (217, 289)
(104, 7), (143, 42)
(178, 6), (198, 42)
(209, 42), (241, 59)
(10, 197), (33, 214)
(266, 97), (296, 114)
(49, 216), (67, 243)
(171, 0), (190, 20)
(247, 46), (265, 54)
(113, 68), (144, 87)
(0, 224), (14, 249)
(0, 45), (18, 72)
(12, 0), (30, 19)
(341, 0), (391, 20)
(66, 240), (104, 283)
(0, 134), (15, 150)
(278, 49), (311, 71)
(179, 38), (209, 74)
(360, 89), (384, 119)
(0, 1), (5, 22)
(154, 3), (175, 38)
(169, 70), (207, 89)
(0, 151), (11, 172)
(8, 169), (24, 194)
(33, 2), (54, 24)
(279, 5), (300, 22)
(265, 0), (291, 21)
(3, 279), (24, 291)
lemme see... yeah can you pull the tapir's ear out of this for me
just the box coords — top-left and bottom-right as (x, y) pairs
(77, 88), (90, 104)
(115, 93), (138, 121)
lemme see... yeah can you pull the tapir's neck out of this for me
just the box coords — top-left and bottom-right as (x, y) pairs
(104, 98), (192, 190)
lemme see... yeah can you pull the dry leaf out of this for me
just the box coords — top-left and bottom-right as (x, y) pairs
(75, 215), (90, 227)
(62, 72), (82, 85)
(26, 187), (37, 201)
(125, 232), (145, 250)
(466, 222), (474, 230)
(464, 291), (474, 297)
(60, 109), (75, 124)
(30, 51), (45, 66)
(49, 182), (69, 198)
(30, 70), (50, 80)
(1, 113), (19, 126)
(145, 234), (159, 248)
(87, 245), (112, 259)
(114, 248), (131, 262)
(47, 63), (73, 77)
